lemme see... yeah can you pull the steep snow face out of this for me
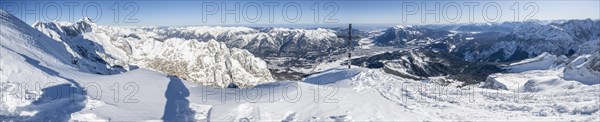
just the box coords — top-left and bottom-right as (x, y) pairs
(0, 9), (122, 84)
(32, 17), (127, 74)
(0, 10), (75, 69)
(0, 10), (88, 120)
(32, 18), (274, 88)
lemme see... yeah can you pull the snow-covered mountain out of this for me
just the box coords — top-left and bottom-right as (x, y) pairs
(2, 8), (600, 121)
(481, 54), (600, 91)
(424, 21), (542, 33)
(459, 19), (600, 62)
(482, 46), (600, 90)
(32, 17), (274, 88)
(161, 27), (347, 57)
(373, 25), (451, 46)
(373, 20), (599, 63)
(1, 9), (89, 120)
(348, 20), (599, 85)
(351, 49), (503, 85)
(70, 25), (350, 58)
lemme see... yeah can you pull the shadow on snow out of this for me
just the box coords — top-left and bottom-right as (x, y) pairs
(162, 75), (196, 121)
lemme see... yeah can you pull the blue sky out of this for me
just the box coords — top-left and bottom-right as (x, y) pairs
(1, 0), (599, 27)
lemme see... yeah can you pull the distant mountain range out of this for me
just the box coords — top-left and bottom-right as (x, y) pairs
(25, 8), (600, 86)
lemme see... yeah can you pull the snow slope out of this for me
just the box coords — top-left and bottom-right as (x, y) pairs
(188, 67), (599, 121)
(1, 10), (90, 120)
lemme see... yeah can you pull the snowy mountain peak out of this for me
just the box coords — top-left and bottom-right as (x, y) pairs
(394, 25), (413, 29)
(32, 20), (43, 27)
(0, 9), (74, 63)
(0, 9), (10, 17)
(80, 17), (95, 24)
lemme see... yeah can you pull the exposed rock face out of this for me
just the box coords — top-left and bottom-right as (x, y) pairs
(139, 39), (273, 88)
(34, 20), (274, 88)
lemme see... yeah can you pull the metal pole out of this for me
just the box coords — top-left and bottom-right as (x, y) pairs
(348, 24), (352, 69)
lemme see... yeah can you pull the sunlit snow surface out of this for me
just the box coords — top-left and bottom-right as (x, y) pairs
(1, 9), (599, 121)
